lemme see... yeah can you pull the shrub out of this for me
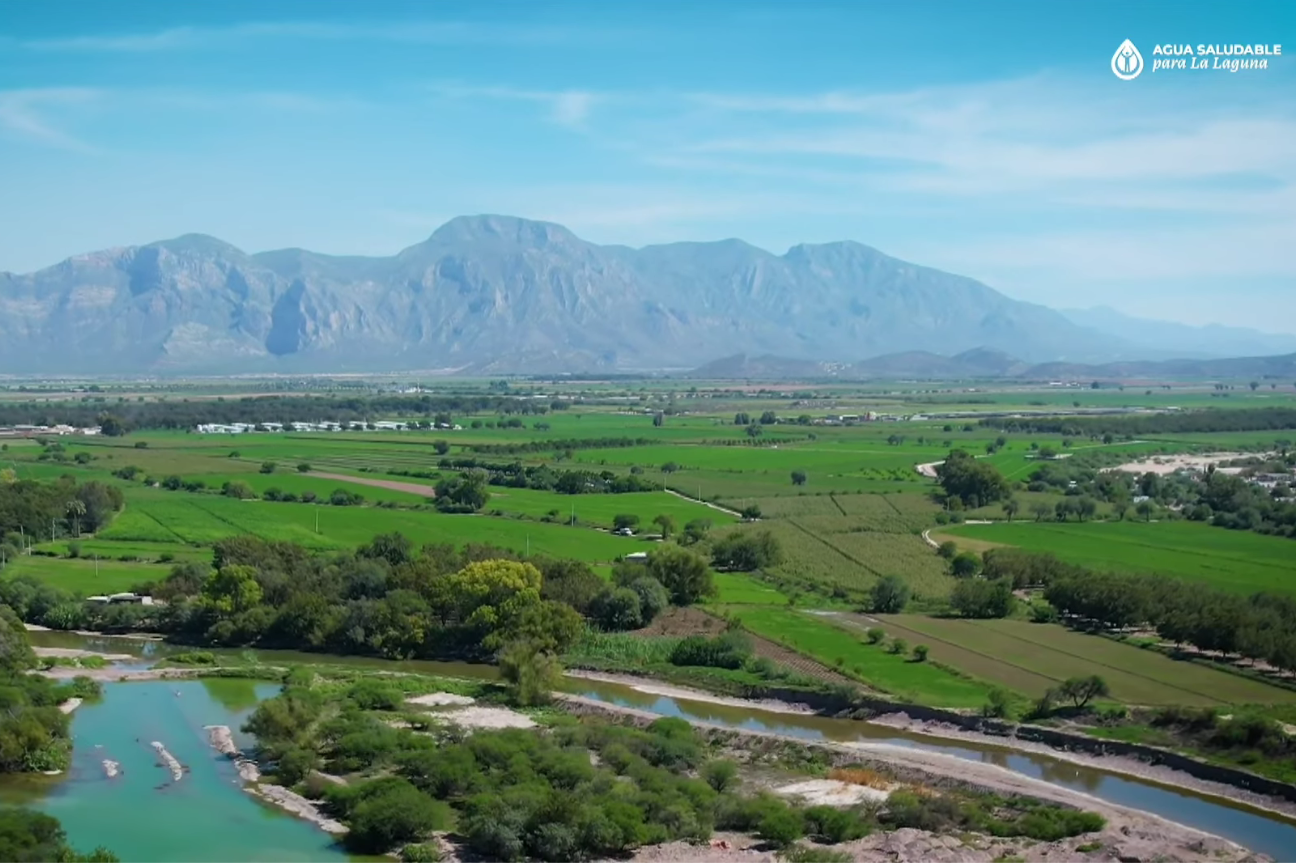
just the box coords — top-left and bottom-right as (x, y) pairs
(887, 638), (908, 655)
(297, 463), (312, 473)
(260, 461), (277, 474)
(803, 805), (869, 843)
(869, 575), (909, 614)
(983, 688), (1012, 719)
(911, 644), (929, 662)
(400, 843), (442, 862)
(701, 759), (739, 792)
(343, 778), (450, 854)
(66, 542), (82, 559)
(865, 627), (885, 645)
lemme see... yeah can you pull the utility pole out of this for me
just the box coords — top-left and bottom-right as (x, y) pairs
(315, 508), (320, 534)
(570, 502), (575, 527)
(95, 554), (99, 578)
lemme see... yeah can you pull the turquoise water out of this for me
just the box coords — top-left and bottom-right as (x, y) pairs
(3, 679), (347, 862)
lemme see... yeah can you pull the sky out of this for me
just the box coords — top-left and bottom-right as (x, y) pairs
(1, 0), (1294, 331)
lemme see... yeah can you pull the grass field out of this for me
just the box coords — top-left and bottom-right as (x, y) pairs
(944, 520), (1296, 596)
(720, 606), (993, 708)
(2, 555), (172, 594)
(868, 615), (1296, 706)
(95, 489), (636, 561)
(485, 487), (736, 530)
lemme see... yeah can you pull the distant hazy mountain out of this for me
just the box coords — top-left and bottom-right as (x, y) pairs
(688, 349), (1296, 381)
(0, 214), (1174, 374)
(1062, 307), (1296, 359)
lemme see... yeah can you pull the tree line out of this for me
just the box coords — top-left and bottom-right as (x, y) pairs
(0, 394), (555, 432)
(968, 547), (1296, 673)
(983, 407), (1296, 438)
(0, 525), (781, 659)
(0, 477), (125, 556)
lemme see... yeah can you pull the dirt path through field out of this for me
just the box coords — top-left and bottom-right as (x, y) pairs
(307, 471), (436, 497)
(664, 489), (742, 517)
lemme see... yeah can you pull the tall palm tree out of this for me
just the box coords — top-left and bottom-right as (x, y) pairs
(65, 499), (87, 537)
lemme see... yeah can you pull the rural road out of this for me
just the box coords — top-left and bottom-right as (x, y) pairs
(664, 488), (743, 517)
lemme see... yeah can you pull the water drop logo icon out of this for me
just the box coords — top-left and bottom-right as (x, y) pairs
(1111, 39), (1144, 80)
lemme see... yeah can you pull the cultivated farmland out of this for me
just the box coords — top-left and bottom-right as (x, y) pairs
(945, 520), (1296, 596)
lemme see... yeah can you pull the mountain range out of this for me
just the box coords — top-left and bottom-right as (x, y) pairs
(0, 215), (1290, 376)
(689, 349), (1296, 381)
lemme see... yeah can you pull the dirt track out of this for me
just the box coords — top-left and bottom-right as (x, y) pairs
(307, 471), (436, 497)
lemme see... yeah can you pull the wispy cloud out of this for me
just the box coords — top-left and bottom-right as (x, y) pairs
(0, 88), (100, 151)
(429, 83), (601, 128)
(23, 20), (622, 52)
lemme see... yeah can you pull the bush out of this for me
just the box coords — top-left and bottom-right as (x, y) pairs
(66, 542), (82, 559)
(701, 759), (740, 792)
(983, 688), (1012, 719)
(886, 638), (908, 655)
(260, 461), (277, 474)
(803, 805), (868, 843)
(669, 631), (752, 670)
(911, 644), (929, 662)
(758, 807), (805, 848)
(865, 627), (885, 645)
(297, 463), (312, 473)
(869, 575), (909, 614)
(343, 779), (450, 854)
(400, 842), (442, 862)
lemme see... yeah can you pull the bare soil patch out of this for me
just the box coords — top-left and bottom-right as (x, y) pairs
(307, 471), (436, 497)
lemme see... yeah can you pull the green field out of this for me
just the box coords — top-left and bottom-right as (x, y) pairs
(2, 555), (172, 594)
(869, 615), (1296, 706)
(722, 606), (993, 708)
(945, 520), (1296, 596)
(485, 487), (736, 531)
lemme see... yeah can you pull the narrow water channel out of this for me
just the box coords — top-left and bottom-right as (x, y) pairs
(21, 631), (1296, 860)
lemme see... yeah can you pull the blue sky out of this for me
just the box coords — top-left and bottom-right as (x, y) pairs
(2, 0), (1293, 330)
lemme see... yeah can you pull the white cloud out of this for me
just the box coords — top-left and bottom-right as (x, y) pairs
(428, 83), (601, 128)
(23, 20), (621, 52)
(0, 88), (100, 151)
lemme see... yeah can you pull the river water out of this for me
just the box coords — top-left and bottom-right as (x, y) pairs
(14, 631), (1296, 860)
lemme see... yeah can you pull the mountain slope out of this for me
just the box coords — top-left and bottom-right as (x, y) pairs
(1062, 307), (1296, 359)
(0, 215), (1133, 374)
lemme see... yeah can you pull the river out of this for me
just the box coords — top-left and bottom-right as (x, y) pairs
(15, 631), (1296, 860)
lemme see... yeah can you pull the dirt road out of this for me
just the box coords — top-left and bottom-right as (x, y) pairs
(307, 471), (436, 497)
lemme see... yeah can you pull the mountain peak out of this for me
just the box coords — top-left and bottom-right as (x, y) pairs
(146, 234), (246, 258)
(424, 215), (579, 248)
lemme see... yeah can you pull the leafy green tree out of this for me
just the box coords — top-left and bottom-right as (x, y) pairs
(912, 644), (930, 662)
(260, 461), (276, 474)
(1057, 675), (1110, 709)
(647, 545), (714, 605)
(936, 450), (1010, 507)
(870, 575), (909, 614)
(950, 578), (1015, 619)
(680, 518), (713, 545)
(651, 513), (675, 539)
(950, 552), (981, 578)
(790, 470), (807, 486)
(1002, 497), (1020, 521)
(612, 513), (640, 532)
(203, 565), (264, 615)
(701, 759), (740, 792)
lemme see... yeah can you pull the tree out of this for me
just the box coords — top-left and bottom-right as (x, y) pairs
(652, 412), (664, 427)
(739, 503), (762, 520)
(97, 414), (127, 437)
(432, 440), (450, 455)
(887, 638), (908, 655)
(498, 640), (563, 706)
(935, 449), (1010, 507)
(937, 540), (958, 560)
(590, 587), (644, 631)
(651, 513), (675, 539)
(434, 471), (490, 513)
(64, 499), (86, 537)
(710, 530), (781, 571)
(1249, 381), (1260, 391)
(203, 565), (264, 615)
(865, 627), (885, 644)
(660, 462), (680, 474)
(870, 575), (909, 613)
(681, 518), (712, 545)
(1113, 499), (1130, 521)
(259, 461), (276, 474)
(222, 480), (255, 499)
(612, 513), (640, 532)
(1056, 675), (1109, 709)
(950, 578), (1014, 619)
(1030, 502), (1051, 522)
(790, 470), (807, 486)
(1136, 499), (1155, 522)
(647, 545), (714, 605)
(344, 778), (449, 854)
(1002, 498), (1020, 522)
(0, 809), (118, 862)
(950, 552), (981, 578)
(296, 462), (311, 473)
(912, 644), (930, 662)
(745, 423), (762, 438)
(733, 412), (750, 426)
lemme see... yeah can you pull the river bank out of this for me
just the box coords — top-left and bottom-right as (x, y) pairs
(566, 669), (817, 715)
(868, 713), (1296, 822)
(561, 695), (1266, 862)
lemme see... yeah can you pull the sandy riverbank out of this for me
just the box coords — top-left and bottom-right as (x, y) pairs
(39, 666), (198, 682)
(560, 695), (1262, 862)
(566, 670), (816, 715)
(36, 646), (135, 662)
(58, 697), (82, 714)
(869, 713), (1296, 822)
(249, 784), (347, 834)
